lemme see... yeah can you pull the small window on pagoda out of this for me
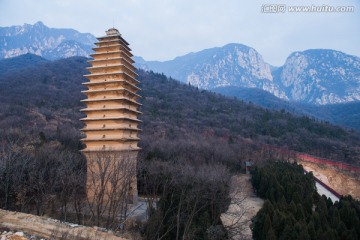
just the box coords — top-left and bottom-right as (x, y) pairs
(102, 124), (106, 128)
(102, 135), (106, 138)
(102, 145), (106, 150)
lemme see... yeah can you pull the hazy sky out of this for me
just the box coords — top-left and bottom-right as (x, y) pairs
(0, 0), (359, 66)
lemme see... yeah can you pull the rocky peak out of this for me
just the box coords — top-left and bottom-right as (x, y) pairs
(136, 43), (276, 91)
(136, 46), (360, 105)
(0, 22), (96, 60)
(273, 49), (360, 104)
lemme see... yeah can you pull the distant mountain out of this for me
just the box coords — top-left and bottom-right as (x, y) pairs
(273, 49), (360, 104)
(0, 21), (96, 60)
(135, 43), (286, 99)
(3, 22), (359, 106)
(136, 46), (360, 105)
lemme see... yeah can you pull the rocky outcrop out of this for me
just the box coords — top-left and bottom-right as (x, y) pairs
(137, 46), (360, 105)
(136, 43), (288, 99)
(272, 49), (360, 104)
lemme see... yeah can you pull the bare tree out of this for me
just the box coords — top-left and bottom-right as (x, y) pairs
(142, 161), (231, 240)
(0, 138), (34, 211)
(55, 150), (86, 222)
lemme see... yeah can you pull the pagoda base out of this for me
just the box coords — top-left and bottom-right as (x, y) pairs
(84, 150), (138, 207)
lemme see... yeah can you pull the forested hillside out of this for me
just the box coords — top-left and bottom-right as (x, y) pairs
(138, 71), (360, 165)
(1, 54), (360, 238)
(0, 54), (360, 166)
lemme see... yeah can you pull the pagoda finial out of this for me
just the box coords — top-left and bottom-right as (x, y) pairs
(106, 28), (120, 36)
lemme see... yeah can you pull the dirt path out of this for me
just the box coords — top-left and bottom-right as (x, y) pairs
(221, 174), (264, 240)
(0, 209), (128, 240)
(299, 160), (360, 200)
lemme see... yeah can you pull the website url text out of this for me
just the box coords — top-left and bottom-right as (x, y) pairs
(261, 4), (355, 13)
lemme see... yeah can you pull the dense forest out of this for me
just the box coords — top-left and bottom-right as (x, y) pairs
(251, 162), (360, 240)
(1, 54), (360, 238)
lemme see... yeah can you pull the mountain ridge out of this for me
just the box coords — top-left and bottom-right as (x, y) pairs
(0, 21), (96, 60)
(136, 45), (360, 105)
(1, 22), (360, 106)
(136, 43), (276, 88)
(273, 49), (360, 104)
(0, 53), (48, 76)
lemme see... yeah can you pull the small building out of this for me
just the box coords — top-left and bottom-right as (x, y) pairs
(245, 161), (253, 174)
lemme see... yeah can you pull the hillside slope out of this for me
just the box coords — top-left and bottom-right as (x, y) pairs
(138, 70), (360, 165)
(0, 54), (359, 165)
(212, 86), (360, 131)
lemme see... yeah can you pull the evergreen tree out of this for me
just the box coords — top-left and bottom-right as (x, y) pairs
(341, 228), (358, 240)
(263, 214), (273, 240)
(266, 227), (276, 240)
(251, 162), (360, 240)
(307, 221), (316, 240)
